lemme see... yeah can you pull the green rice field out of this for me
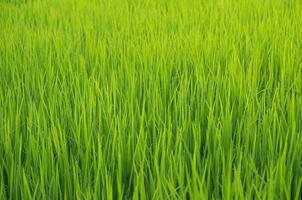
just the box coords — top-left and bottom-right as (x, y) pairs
(0, 0), (302, 199)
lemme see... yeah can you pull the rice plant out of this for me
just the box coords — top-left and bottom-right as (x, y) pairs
(0, 0), (302, 199)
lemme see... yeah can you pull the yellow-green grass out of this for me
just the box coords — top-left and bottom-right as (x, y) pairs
(0, 0), (302, 199)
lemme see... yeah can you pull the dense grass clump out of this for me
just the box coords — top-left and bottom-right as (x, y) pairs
(1, 0), (302, 199)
